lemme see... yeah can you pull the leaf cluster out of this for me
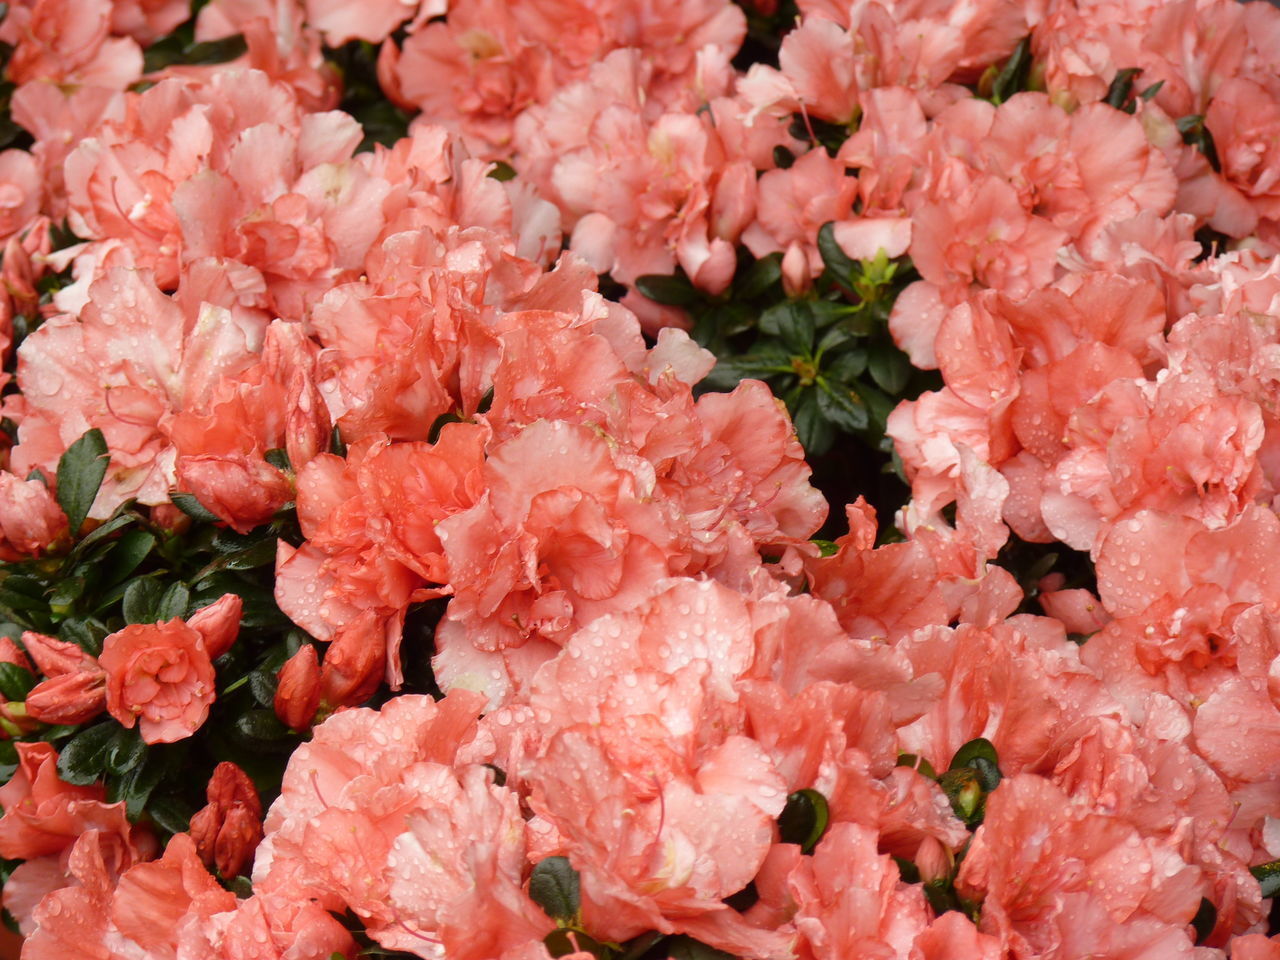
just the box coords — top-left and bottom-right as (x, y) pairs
(0, 431), (307, 848)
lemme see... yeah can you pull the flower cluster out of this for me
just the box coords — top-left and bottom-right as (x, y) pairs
(2, 0), (1280, 959)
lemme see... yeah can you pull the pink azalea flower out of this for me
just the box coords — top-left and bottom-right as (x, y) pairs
(99, 595), (241, 744)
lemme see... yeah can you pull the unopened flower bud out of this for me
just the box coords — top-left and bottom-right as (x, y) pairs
(274, 644), (321, 732)
(187, 593), (242, 660)
(26, 670), (107, 725)
(915, 836), (953, 886)
(319, 611), (386, 710)
(781, 242), (812, 298)
(189, 762), (263, 878)
(150, 503), (191, 535)
(21, 630), (93, 677)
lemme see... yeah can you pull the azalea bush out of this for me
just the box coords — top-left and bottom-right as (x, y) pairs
(3, 0), (1280, 958)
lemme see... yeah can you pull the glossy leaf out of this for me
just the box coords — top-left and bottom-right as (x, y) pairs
(56, 429), (109, 536)
(56, 722), (117, 785)
(635, 274), (699, 306)
(529, 856), (580, 921)
(0, 662), (35, 701)
(777, 789), (830, 854)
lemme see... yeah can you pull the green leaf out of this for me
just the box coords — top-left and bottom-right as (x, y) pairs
(104, 728), (145, 777)
(155, 582), (190, 621)
(488, 160), (517, 181)
(1252, 860), (1280, 900)
(811, 539), (839, 558)
(1175, 113), (1205, 136)
(2, 576), (44, 599)
(235, 709), (290, 742)
(664, 935), (738, 960)
(824, 348), (868, 382)
(867, 339), (911, 396)
(777, 789), (830, 854)
(529, 856), (581, 922)
(895, 753), (938, 780)
(1176, 113), (1221, 172)
(814, 323), (855, 357)
(104, 530), (156, 587)
(894, 855), (921, 884)
(0, 586), (46, 613)
(816, 381), (869, 433)
(772, 145), (795, 169)
(759, 301), (815, 356)
(66, 510), (139, 566)
(329, 426), (347, 458)
(48, 576), (86, 616)
(0, 662), (35, 700)
(860, 381), (897, 435)
(143, 33), (246, 72)
(789, 389), (834, 455)
(991, 36), (1032, 104)
(737, 254), (782, 300)
(222, 537), (279, 571)
(264, 448), (291, 473)
(634, 274), (699, 306)
(704, 348), (793, 390)
(112, 747), (169, 818)
(147, 795), (194, 836)
(949, 738), (1000, 774)
(1104, 67), (1142, 111)
(616, 932), (667, 960)
(248, 669), (277, 708)
(56, 722), (117, 786)
(122, 578), (163, 625)
(816, 221), (856, 284)
(170, 492), (220, 523)
(59, 617), (107, 658)
(56, 428), (109, 536)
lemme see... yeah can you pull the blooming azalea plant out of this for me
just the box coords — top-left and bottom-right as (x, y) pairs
(2, 0), (1280, 958)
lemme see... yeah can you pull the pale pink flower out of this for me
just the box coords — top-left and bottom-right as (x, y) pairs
(957, 774), (1206, 957)
(787, 822), (929, 959)
(109, 0), (191, 45)
(10, 267), (265, 517)
(0, 0), (142, 88)
(0, 471), (68, 559)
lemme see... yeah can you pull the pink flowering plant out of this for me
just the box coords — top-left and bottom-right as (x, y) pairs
(4, 0), (1280, 958)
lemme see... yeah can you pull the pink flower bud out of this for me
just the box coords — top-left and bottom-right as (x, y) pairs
(21, 631), (92, 678)
(186, 593), (242, 660)
(176, 456), (294, 535)
(781, 242), (812, 297)
(25, 670), (107, 725)
(274, 644), (320, 732)
(189, 762), (263, 878)
(0, 637), (32, 673)
(0, 473), (69, 559)
(149, 503), (191, 534)
(915, 836), (953, 885)
(319, 610), (387, 710)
